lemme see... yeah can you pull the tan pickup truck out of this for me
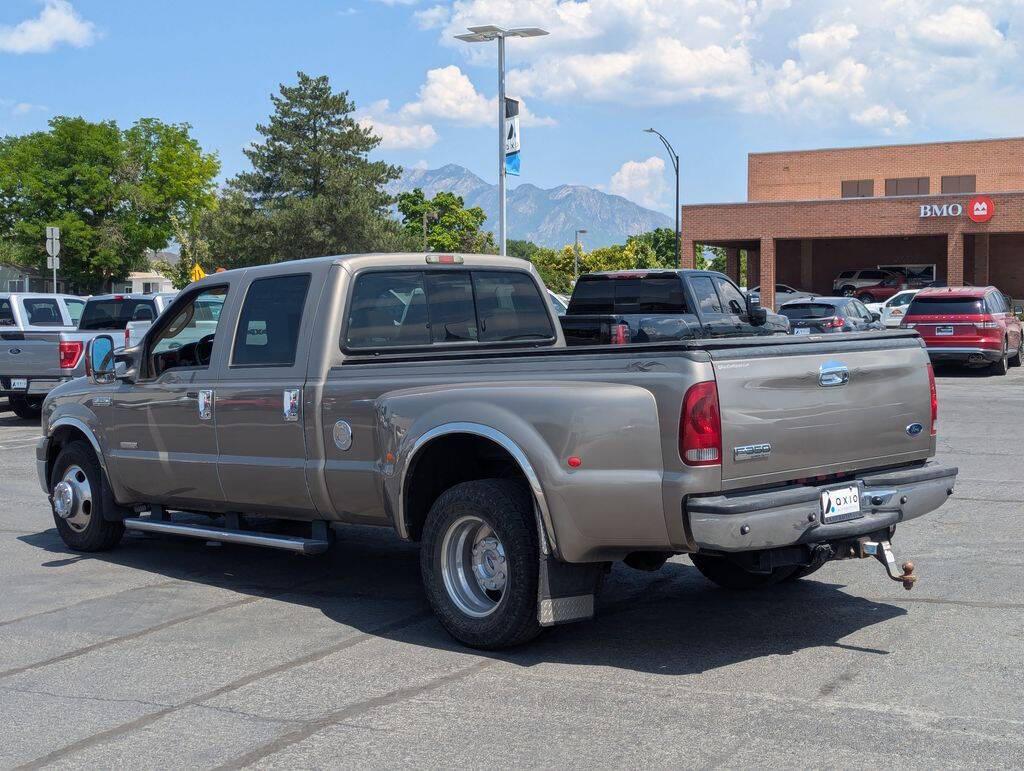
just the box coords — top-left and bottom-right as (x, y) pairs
(37, 253), (957, 648)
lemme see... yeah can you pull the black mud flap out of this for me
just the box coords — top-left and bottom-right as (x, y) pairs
(536, 553), (605, 627)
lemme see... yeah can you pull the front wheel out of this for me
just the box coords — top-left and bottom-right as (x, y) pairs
(9, 394), (42, 420)
(690, 553), (797, 589)
(840, 285), (856, 297)
(420, 479), (540, 649)
(50, 440), (125, 551)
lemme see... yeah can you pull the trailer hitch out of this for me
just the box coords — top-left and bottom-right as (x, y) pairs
(859, 539), (916, 590)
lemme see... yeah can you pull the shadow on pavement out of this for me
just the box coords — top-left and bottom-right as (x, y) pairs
(19, 520), (904, 675)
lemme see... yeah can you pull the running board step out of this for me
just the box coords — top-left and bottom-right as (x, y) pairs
(123, 518), (330, 555)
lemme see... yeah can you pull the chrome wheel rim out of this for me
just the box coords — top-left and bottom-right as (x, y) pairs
(53, 465), (92, 532)
(440, 515), (508, 618)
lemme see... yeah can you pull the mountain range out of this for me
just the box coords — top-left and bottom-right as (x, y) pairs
(387, 164), (672, 250)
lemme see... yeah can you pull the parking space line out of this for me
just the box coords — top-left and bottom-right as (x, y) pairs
(216, 658), (494, 769)
(16, 610), (432, 770)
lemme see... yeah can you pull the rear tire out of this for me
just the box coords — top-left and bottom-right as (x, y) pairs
(9, 394), (42, 420)
(690, 553), (798, 589)
(50, 440), (125, 551)
(990, 341), (1009, 376)
(1010, 338), (1022, 367)
(420, 479), (541, 649)
(840, 285), (856, 297)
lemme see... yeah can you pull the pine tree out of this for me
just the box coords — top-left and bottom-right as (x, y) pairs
(209, 72), (401, 265)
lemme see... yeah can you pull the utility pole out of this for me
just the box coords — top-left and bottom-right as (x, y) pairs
(644, 128), (681, 268)
(574, 228), (588, 284)
(455, 25), (549, 256)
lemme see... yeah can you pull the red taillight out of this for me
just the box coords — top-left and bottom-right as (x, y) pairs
(610, 323), (630, 345)
(927, 363), (937, 437)
(680, 380), (721, 466)
(59, 340), (84, 370)
(822, 317), (843, 328)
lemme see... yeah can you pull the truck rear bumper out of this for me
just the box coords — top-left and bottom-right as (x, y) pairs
(686, 462), (957, 553)
(2, 377), (69, 396)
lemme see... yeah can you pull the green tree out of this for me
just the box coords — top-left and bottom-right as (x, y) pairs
(152, 216), (213, 290)
(626, 227), (676, 268)
(583, 244), (631, 273)
(698, 245), (727, 272)
(0, 116), (219, 292)
(205, 72), (401, 266)
(507, 239), (541, 261)
(396, 188), (496, 253)
(527, 246), (574, 294)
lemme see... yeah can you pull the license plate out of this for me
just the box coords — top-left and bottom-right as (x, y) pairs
(936, 326), (954, 336)
(10, 378), (27, 390)
(820, 485), (862, 524)
(794, 328), (810, 335)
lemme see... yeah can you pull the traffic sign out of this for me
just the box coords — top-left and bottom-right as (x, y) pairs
(46, 256), (60, 270)
(45, 226), (60, 258)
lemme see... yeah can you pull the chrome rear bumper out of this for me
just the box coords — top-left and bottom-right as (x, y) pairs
(687, 462), (957, 552)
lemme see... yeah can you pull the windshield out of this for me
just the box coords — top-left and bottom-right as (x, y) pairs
(907, 297), (985, 315)
(79, 298), (157, 330)
(778, 303), (837, 319)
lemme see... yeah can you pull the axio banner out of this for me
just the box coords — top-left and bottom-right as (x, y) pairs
(505, 97), (520, 176)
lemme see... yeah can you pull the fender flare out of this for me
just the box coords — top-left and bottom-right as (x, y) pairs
(398, 422), (558, 557)
(47, 416), (109, 476)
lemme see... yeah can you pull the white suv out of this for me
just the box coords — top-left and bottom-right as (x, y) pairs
(832, 269), (899, 295)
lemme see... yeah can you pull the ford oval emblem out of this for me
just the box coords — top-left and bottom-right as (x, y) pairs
(8, 347), (21, 354)
(906, 422), (924, 437)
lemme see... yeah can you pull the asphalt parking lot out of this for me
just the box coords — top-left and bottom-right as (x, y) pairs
(2, 368), (1023, 770)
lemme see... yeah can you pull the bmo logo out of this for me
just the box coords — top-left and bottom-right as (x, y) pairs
(918, 196), (996, 222)
(968, 195), (994, 223)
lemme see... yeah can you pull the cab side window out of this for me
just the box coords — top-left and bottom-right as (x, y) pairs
(713, 277), (748, 316)
(690, 276), (723, 314)
(232, 274), (311, 367)
(149, 286), (228, 376)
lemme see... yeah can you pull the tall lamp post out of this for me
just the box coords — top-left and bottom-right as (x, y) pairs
(573, 228), (587, 283)
(644, 128), (680, 268)
(456, 25), (549, 256)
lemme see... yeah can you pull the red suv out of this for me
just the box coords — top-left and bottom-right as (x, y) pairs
(901, 287), (1023, 374)
(856, 274), (933, 303)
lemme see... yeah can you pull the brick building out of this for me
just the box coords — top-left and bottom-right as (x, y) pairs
(680, 137), (1024, 309)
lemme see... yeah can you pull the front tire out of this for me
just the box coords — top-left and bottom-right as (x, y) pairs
(420, 479), (540, 649)
(9, 394), (42, 420)
(840, 285), (856, 297)
(690, 553), (797, 589)
(50, 441), (125, 551)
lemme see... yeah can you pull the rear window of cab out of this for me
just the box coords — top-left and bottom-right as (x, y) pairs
(344, 269), (554, 350)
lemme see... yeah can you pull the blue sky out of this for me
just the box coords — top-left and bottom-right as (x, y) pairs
(3, 0), (1024, 216)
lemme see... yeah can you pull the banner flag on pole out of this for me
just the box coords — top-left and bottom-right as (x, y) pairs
(504, 97), (520, 176)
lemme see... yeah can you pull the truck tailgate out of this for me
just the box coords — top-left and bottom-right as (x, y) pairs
(0, 331), (62, 378)
(711, 334), (933, 488)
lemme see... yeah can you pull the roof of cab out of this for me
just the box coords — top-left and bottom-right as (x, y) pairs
(190, 252), (541, 284)
(915, 286), (993, 299)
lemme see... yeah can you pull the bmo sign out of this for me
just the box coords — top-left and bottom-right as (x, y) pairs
(919, 195), (995, 222)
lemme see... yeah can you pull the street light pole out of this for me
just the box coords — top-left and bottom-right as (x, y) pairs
(455, 25), (549, 257)
(574, 228), (587, 283)
(644, 128), (680, 269)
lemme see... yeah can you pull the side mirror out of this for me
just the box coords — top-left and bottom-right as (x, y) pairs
(87, 335), (115, 383)
(746, 294), (768, 325)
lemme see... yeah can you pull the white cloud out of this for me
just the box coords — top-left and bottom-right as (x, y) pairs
(400, 65), (555, 127)
(12, 101), (46, 115)
(852, 104), (910, 133)
(423, 0), (1024, 136)
(357, 99), (439, 150)
(0, 0), (96, 54)
(793, 23), (858, 61)
(608, 156), (669, 210)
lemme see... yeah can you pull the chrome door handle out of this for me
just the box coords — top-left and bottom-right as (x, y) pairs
(819, 361), (850, 387)
(283, 388), (300, 422)
(197, 389), (213, 420)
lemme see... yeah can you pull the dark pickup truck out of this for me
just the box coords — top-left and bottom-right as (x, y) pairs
(559, 269), (788, 345)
